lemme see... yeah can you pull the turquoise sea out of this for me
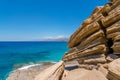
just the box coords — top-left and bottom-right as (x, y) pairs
(0, 41), (69, 80)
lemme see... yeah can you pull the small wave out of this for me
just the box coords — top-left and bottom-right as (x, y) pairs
(17, 64), (42, 70)
(16, 61), (57, 71)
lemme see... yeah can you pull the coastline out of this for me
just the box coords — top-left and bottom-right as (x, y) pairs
(7, 61), (56, 80)
(7, 60), (78, 80)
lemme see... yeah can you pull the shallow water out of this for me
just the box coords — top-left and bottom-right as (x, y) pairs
(0, 41), (69, 80)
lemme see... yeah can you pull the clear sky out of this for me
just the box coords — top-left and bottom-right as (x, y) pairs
(0, 0), (108, 41)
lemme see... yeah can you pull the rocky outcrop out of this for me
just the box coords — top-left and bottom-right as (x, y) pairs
(37, 0), (120, 80)
(63, 0), (120, 66)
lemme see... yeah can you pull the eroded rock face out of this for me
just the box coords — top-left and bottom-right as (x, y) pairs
(63, 0), (120, 66)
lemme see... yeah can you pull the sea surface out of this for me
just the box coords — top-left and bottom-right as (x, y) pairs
(0, 41), (69, 80)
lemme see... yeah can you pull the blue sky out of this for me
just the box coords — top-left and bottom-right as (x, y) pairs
(0, 0), (108, 41)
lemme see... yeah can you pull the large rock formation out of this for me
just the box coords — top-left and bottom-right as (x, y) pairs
(63, 0), (120, 65)
(62, 0), (120, 80)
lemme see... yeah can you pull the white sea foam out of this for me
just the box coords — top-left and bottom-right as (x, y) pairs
(17, 61), (57, 71)
(18, 64), (42, 70)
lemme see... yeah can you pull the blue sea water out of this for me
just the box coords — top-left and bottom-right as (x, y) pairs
(0, 41), (69, 80)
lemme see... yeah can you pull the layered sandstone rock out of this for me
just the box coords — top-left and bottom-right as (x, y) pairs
(34, 0), (120, 80)
(63, 0), (120, 66)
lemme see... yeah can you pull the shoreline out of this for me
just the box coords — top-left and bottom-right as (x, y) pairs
(7, 61), (57, 80)
(7, 60), (78, 80)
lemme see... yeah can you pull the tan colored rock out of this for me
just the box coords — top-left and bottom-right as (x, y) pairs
(109, 3), (120, 15)
(68, 22), (101, 48)
(62, 69), (108, 80)
(83, 54), (107, 64)
(91, 6), (104, 15)
(76, 30), (106, 50)
(106, 54), (119, 62)
(78, 64), (98, 70)
(107, 32), (120, 40)
(109, 0), (118, 3)
(77, 54), (106, 65)
(83, 4), (111, 25)
(77, 45), (107, 58)
(106, 20), (120, 34)
(62, 48), (79, 62)
(84, 14), (104, 25)
(98, 65), (108, 77)
(113, 35), (120, 42)
(34, 61), (64, 80)
(107, 58), (120, 80)
(110, 0), (120, 11)
(106, 20), (120, 39)
(63, 48), (78, 56)
(101, 4), (111, 16)
(70, 6), (104, 43)
(63, 45), (107, 63)
(112, 42), (120, 54)
(101, 5), (120, 27)
(82, 6), (103, 25)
